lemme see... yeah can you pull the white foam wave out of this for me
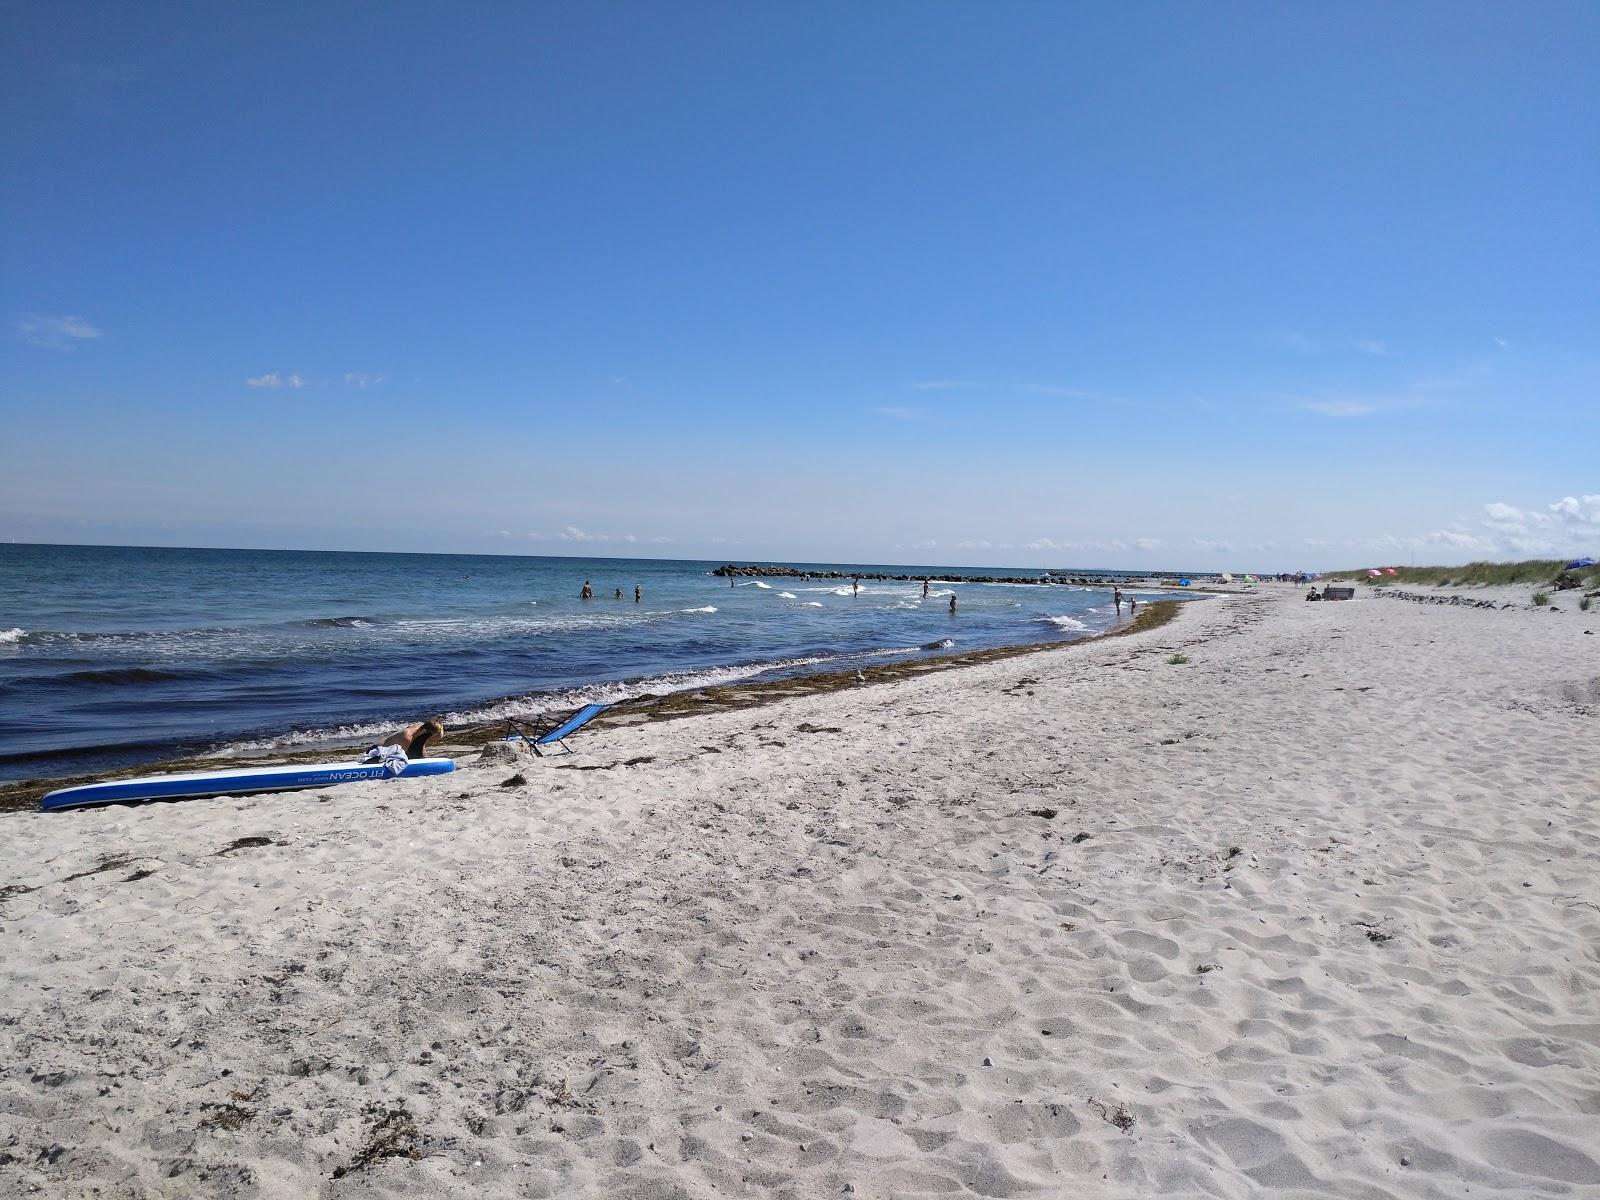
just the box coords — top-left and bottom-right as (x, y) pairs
(682, 605), (718, 614)
(0, 628), (24, 645)
(801, 601), (823, 607)
(224, 646), (927, 753)
(777, 592), (797, 599)
(1044, 615), (1091, 632)
(744, 581), (773, 589)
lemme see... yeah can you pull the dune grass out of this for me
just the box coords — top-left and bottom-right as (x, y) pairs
(1330, 559), (1597, 589)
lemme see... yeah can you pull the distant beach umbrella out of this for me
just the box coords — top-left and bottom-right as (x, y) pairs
(1367, 569), (1382, 577)
(1384, 567), (1398, 575)
(1566, 557), (1595, 570)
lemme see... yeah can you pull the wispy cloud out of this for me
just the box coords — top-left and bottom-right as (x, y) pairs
(910, 380), (1095, 400)
(16, 314), (102, 349)
(246, 372), (305, 389)
(873, 406), (926, 422)
(492, 526), (654, 545)
(1020, 536), (1165, 555)
(344, 372), (385, 389)
(1282, 332), (1393, 358)
(1300, 398), (1381, 418)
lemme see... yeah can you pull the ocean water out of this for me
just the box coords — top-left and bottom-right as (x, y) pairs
(0, 544), (1199, 782)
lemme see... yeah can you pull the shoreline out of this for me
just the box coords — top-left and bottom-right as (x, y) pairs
(0, 601), (1186, 814)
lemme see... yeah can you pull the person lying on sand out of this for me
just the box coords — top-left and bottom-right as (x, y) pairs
(379, 719), (444, 757)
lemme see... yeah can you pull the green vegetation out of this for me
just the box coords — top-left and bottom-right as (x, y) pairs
(1331, 559), (1599, 591)
(1581, 596), (1592, 612)
(1533, 591), (1551, 606)
(1167, 653), (1190, 665)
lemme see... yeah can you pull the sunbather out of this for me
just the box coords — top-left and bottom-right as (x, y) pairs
(380, 719), (444, 757)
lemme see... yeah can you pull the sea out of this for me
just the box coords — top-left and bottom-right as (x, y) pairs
(0, 544), (1204, 783)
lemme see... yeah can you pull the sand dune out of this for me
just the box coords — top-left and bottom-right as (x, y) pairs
(2, 587), (1597, 1197)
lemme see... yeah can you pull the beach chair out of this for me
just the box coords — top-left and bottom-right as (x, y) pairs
(504, 703), (609, 756)
(1323, 587), (1356, 601)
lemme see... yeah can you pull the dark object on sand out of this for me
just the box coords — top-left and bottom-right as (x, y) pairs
(504, 703), (609, 757)
(1322, 587), (1356, 601)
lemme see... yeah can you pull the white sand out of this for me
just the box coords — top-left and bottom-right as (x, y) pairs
(3, 587), (1598, 1198)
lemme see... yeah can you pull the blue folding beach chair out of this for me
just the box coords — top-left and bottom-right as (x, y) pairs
(504, 703), (609, 756)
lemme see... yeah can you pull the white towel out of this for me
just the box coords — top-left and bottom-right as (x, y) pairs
(360, 745), (410, 777)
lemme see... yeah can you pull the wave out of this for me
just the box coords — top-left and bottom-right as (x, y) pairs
(736, 580), (773, 589)
(682, 605), (718, 614)
(49, 666), (191, 687)
(777, 592), (797, 599)
(303, 616), (377, 629)
(1042, 615), (1090, 632)
(922, 638), (955, 650)
(222, 646), (928, 753)
(801, 601), (823, 607)
(0, 628), (24, 645)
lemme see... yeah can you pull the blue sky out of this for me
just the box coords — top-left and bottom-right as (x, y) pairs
(2, 2), (1596, 568)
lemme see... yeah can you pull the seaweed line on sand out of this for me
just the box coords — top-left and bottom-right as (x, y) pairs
(0, 601), (1187, 814)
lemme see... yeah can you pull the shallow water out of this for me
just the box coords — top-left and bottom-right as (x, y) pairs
(0, 544), (1196, 780)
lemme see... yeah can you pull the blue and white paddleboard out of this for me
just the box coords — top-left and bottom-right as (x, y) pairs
(40, 758), (456, 812)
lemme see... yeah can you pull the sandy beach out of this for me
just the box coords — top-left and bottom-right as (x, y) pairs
(2, 586), (1597, 1198)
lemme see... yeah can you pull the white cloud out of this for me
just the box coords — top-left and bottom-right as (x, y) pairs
(16, 314), (101, 349)
(1194, 538), (1235, 554)
(246, 372), (305, 389)
(1131, 537), (1164, 552)
(345, 372), (385, 389)
(1493, 337), (1510, 349)
(1370, 495), (1600, 561)
(1300, 399), (1380, 418)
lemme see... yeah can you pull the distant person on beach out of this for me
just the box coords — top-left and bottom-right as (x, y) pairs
(1129, 596), (1138, 614)
(922, 579), (930, 599)
(581, 580), (593, 599)
(852, 577), (860, 595)
(614, 587), (623, 599)
(379, 719), (444, 757)
(1113, 587), (1123, 616)
(949, 594), (958, 614)
(635, 584), (641, 603)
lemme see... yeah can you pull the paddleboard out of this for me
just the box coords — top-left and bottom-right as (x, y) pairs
(40, 758), (456, 812)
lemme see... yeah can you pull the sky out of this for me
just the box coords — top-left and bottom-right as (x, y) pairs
(2, 2), (1596, 570)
